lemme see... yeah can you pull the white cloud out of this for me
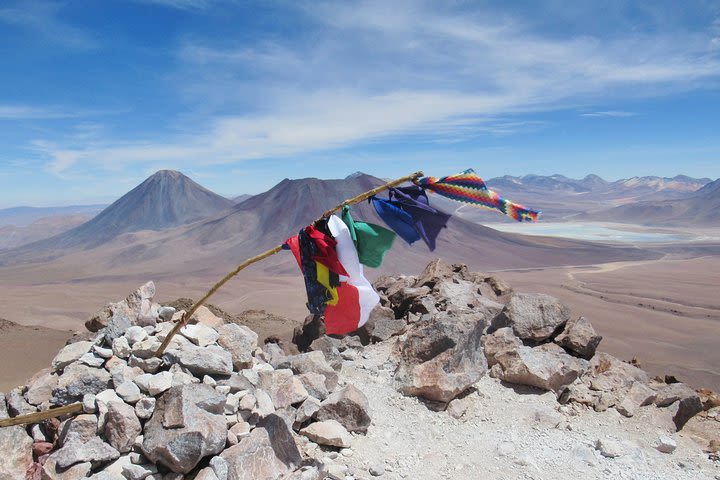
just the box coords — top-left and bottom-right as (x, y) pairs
(581, 111), (636, 118)
(131, 0), (211, 10)
(0, 2), (97, 50)
(34, 1), (720, 175)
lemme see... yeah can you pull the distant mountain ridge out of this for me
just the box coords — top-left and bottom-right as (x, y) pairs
(580, 177), (720, 226)
(6, 170), (235, 254)
(0, 204), (107, 227)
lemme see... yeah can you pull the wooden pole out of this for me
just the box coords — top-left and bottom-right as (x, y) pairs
(153, 171), (424, 357)
(0, 403), (83, 428)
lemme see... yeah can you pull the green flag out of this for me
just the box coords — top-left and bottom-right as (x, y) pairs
(341, 205), (396, 268)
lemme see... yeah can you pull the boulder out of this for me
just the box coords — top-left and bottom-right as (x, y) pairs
(494, 346), (587, 394)
(165, 345), (233, 376)
(0, 425), (33, 480)
(257, 369), (309, 409)
(615, 381), (656, 417)
(217, 324), (258, 370)
(104, 401), (142, 453)
(585, 353), (649, 396)
(315, 385), (371, 434)
(52, 363), (112, 405)
(295, 396), (322, 429)
(134, 371), (173, 396)
(7, 390), (35, 416)
(58, 414), (98, 445)
(180, 323), (220, 347)
(220, 414), (301, 480)
(115, 381), (142, 403)
(25, 368), (59, 406)
(286, 351), (338, 392)
(51, 341), (94, 371)
(135, 397), (156, 420)
(667, 396), (703, 431)
(296, 373), (330, 401)
(40, 455), (92, 480)
(393, 310), (490, 403)
(124, 326), (148, 346)
(300, 419), (352, 448)
(142, 384), (227, 473)
(554, 316), (602, 359)
(482, 327), (522, 367)
(53, 433), (120, 469)
(413, 259), (458, 289)
(363, 305), (405, 342)
(192, 306), (224, 328)
(492, 293), (570, 341)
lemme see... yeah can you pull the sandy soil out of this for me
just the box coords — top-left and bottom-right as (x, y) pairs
(0, 320), (73, 392)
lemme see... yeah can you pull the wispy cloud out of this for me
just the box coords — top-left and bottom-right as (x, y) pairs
(131, 0), (211, 11)
(581, 111), (636, 118)
(0, 2), (97, 50)
(33, 1), (720, 176)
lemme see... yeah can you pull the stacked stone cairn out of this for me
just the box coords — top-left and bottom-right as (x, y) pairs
(0, 281), (371, 479)
(0, 260), (712, 479)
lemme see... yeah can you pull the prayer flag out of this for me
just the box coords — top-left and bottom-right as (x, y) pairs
(341, 205), (396, 268)
(416, 169), (541, 222)
(323, 215), (380, 335)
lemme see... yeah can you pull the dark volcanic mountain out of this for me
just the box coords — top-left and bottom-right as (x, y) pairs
(4, 170), (234, 255)
(581, 178), (720, 226)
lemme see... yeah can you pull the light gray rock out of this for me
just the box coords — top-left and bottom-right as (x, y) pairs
(315, 384), (371, 434)
(296, 373), (330, 401)
(129, 355), (163, 374)
(7, 390), (35, 416)
(52, 341), (94, 371)
(615, 381), (657, 417)
(116, 381), (143, 404)
(135, 397), (156, 420)
(394, 309), (491, 403)
(125, 326), (149, 346)
(253, 389), (275, 418)
(142, 384), (227, 474)
(0, 424), (33, 480)
(257, 369), (309, 409)
(105, 310), (133, 343)
(122, 463), (158, 480)
(364, 305), (406, 342)
(369, 464), (385, 477)
(165, 345), (233, 376)
(594, 438), (624, 458)
(493, 293), (570, 341)
(40, 454), (92, 480)
(180, 323), (220, 347)
(286, 351), (338, 393)
(300, 419), (352, 448)
(655, 435), (677, 454)
(131, 338), (162, 359)
(105, 400), (142, 453)
(220, 414), (301, 480)
(58, 414), (98, 445)
(554, 316), (602, 360)
(79, 352), (105, 368)
(195, 468), (220, 480)
(134, 371), (173, 396)
(295, 396), (322, 429)
(494, 345), (587, 394)
(54, 433), (120, 469)
(25, 368), (59, 406)
(217, 324), (258, 370)
(93, 346), (114, 359)
(112, 337), (132, 359)
(210, 456), (229, 480)
(52, 363), (112, 405)
(110, 365), (141, 390)
(158, 307), (176, 322)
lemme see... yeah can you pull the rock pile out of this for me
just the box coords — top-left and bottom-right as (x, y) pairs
(355, 260), (704, 429)
(0, 281), (371, 480)
(1, 261), (715, 480)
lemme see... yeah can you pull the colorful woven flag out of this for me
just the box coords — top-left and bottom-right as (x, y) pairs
(415, 169), (540, 222)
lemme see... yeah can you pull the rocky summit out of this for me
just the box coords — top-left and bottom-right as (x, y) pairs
(1, 260), (719, 480)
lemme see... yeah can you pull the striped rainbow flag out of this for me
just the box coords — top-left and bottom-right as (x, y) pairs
(415, 169), (541, 222)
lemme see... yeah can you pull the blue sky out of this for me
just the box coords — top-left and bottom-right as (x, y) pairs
(1, 0), (719, 207)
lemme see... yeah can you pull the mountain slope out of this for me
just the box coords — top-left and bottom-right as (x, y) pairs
(580, 178), (720, 226)
(4, 170), (235, 254)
